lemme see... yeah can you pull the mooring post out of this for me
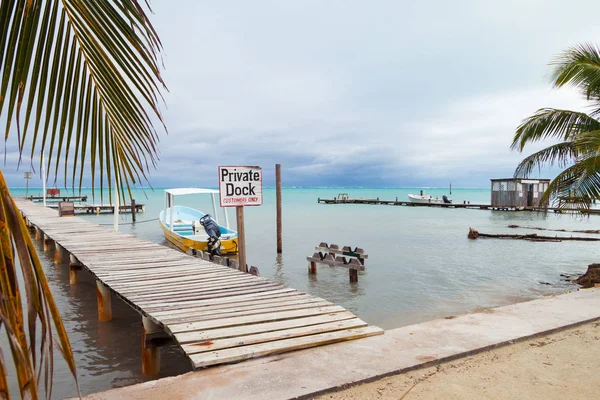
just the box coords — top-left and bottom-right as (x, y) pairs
(308, 261), (317, 274)
(276, 164), (282, 254)
(54, 244), (64, 264)
(349, 269), (358, 283)
(43, 233), (53, 251)
(96, 281), (112, 322)
(131, 198), (136, 222)
(142, 316), (161, 376)
(69, 254), (81, 284)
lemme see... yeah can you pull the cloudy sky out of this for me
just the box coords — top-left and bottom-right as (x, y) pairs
(5, 0), (600, 188)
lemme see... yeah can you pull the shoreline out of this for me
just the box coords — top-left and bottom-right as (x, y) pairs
(317, 320), (600, 399)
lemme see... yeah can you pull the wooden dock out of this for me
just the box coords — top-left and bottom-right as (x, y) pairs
(28, 194), (89, 202)
(15, 198), (382, 372)
(45, 203), (145, 214)
(317, 197), (600, 214)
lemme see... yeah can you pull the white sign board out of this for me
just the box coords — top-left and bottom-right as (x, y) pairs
(219, 166), (263, 207)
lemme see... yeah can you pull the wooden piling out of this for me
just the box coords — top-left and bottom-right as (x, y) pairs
(43, 233), (53, 251)
(308, 261), (317, 274)
(35, 226), (41, 240)
(131, 198), (137, 222)
(54, 244), (64, 263)
(142, 316), (161, 376)
(96, 281), (112, 322)
(349, 269), (358, 283)
(276, 164), (282, 253)
(236, 207), (247, 273)
(69, 254), (82, 284)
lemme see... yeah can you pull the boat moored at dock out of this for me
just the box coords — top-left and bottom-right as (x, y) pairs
(159, 188), (238, 254)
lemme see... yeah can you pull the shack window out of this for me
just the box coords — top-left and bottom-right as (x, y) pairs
(500, 182), (507, 191)
(492, 182), (500, 191)
(508, 181), (516, 191)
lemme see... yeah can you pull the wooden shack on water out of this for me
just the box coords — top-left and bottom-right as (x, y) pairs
(491, 178), (550, 208)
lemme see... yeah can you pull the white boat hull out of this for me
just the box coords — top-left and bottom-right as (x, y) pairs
(408, 194), (445, 204)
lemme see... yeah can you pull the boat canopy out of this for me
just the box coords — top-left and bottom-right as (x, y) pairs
(165, 188), (219, 196)
(163, 188), (230, 231)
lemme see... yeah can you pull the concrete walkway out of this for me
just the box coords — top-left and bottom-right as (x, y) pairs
(85, 288), (600, 400)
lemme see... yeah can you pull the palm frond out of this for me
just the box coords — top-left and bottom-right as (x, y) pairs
(541, 155), (600, 212)
(0, 0), (167, 202)
(511, 108), (600, 151)
(551, 43), (600, 102)
(513, 141), (578, 178)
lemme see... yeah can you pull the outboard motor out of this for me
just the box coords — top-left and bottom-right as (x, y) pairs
(442, 195), (452, 204)
(199, 214), (221, 259)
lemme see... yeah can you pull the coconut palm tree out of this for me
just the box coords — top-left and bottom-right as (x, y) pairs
(0, 1), (166, 398)
(512, 43), (600, 212)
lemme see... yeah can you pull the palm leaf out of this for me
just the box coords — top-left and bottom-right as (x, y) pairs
(511, 108), (600, 151)
(513, 141), (579, 178)
(0, 0), (167, 202)
(551, 43), (600, 104)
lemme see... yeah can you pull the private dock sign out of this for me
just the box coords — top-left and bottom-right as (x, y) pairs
(218, 166), (263, 207)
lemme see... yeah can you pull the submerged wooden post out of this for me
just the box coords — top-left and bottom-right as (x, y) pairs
(236, 207), (247, 273)
(131, 199), (136, 222)
(308, 261), (317, 274)
(43, 233), (53, 251)
(349, 269), (358, 283)
(54, 244), (64, 264)
(142, 316), (161, 376)
(96, 281), (112, 322)
(69, 254), (81, 285)
(276, 164), (282, 253)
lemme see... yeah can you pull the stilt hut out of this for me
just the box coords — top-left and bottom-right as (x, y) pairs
(491, 178), (550, 208)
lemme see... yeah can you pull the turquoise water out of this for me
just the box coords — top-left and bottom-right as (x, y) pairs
(8, 187), (600, 397)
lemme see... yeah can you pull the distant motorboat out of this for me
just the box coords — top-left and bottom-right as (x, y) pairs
(408, 194), (452, 204)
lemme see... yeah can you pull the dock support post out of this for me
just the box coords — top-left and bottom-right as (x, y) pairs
(34, 226), (41, 240)
(142, 316), (161, 376)
(43, 233), (53, 251)
(131, 199), (137, 222)
(96, 281), (112, 322)
(349, 269), (358, 283)
(54, 244), (64, 264)
(276, 164), (282, 254)
(308, 261), (317, 274)
(69, 255), (81, 284)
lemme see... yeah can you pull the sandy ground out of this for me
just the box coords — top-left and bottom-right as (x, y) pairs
(317, 321), (600, 400)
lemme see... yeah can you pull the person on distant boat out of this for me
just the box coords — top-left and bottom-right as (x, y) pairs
(199, 214), (221, 259)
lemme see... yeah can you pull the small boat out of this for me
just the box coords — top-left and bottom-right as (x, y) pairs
(159, 188), (238, 254)
(408, 193), (451, 204)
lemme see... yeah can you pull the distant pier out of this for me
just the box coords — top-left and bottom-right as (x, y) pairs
(317, 197), (600, 214)
(46, 203), (145, 214)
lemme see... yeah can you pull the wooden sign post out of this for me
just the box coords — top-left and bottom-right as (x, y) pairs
(218, 166), (263, 273)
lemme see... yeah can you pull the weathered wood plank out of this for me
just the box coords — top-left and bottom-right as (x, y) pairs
(149, 294), (314, 318)
(173, 311), (357, 343)
(169, 305), (347, 333)
(190, 326), (383, 368)
(182, 318), (368, 355)
(160, 299), (333, 325)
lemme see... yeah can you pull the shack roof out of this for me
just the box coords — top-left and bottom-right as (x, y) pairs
(490, 178), (550, 182)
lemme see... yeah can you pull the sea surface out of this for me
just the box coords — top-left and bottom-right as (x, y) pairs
(6, 187), (600, 398)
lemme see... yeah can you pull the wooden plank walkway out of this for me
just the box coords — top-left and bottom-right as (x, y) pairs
(15, 198), (383, 371)
(317, 197), (600, 214)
